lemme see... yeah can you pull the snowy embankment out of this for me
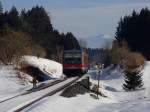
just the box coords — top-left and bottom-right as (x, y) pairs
(142, 62), (150, 97)
(24, 62), (150, 112)
(22, 56), (63, 79)
(0, 56), (63, 102)
(0, 65), (32, 102)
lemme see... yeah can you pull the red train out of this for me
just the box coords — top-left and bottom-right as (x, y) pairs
(63, 50), (88, 75)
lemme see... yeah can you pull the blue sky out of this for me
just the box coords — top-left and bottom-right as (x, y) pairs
(2, 0), (150, 10)
(2, 0), (150, 39)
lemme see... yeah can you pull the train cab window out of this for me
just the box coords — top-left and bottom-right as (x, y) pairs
(74, 58), (81, 63)
(64, 58), (72, 63)
(64, 58), (81, 64)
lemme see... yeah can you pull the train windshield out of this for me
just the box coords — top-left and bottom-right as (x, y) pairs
(64, 58), (81, 64)
(64, 53), (81, 58)
(64, 51), (82, 64)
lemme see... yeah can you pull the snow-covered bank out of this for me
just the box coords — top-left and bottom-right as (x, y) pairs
(22, 56), (63, 79)
(142, 62), (150, 98)
(0, 56), (64, 102)
(0, 65), (32, 101)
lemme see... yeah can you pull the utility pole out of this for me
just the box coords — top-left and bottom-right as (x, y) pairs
(96, 63), (104, 99)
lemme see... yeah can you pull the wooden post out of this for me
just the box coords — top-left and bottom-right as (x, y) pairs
(97, 70), (100, 99)
(87, 76), (90, 90)
(96, 63), (104, 99)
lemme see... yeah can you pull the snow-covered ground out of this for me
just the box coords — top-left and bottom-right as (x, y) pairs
(0, 56), (64, 103)
(1, 60), (150, 112)
(0, 77), (77, 112)
(0, 65), (32, 102)
(142, 62), (150, 97)
(23, 62), (150, 112)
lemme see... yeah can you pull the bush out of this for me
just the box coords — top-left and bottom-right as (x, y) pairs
(25, 42), (47, 58)
(110, 42), (145, 70)
(125, 52), (145, 70)
(0, 29), (31, 65)
(110, 46), (130, 68)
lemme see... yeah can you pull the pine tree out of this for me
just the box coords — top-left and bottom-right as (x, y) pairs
(0, 1), (3, 28)
(64, 32), (80, 50)
(123, 70), (143, 91)
(8, 6), (21, 29)
(115, 8), (150, 59)
(0, 1), (3, 14)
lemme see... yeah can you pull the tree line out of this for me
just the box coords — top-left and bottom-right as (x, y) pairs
(0, 2), (80, 64)
(99, 8), (150, 91)
(110, 8), (150, 91)
(115, 8), (150, 60)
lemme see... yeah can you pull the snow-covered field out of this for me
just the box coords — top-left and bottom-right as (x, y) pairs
(23, 63), (150, 112)
(1, 61), (150, 112)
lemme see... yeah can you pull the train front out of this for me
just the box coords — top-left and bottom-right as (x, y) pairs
(63, 50), (87, 76)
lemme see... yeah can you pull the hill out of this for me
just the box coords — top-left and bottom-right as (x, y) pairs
(81, 34), (113, 48)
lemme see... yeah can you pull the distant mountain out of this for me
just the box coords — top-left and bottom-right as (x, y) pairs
(80, 34), (113, 48)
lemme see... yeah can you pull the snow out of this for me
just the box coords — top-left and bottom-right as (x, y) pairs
(142, 62), (150, 98)
(23, 93), (115, 112)
(1, 60), (150, 112)
(0, 77), (77, 112)
(22, 56), (63, 79)
(23, 62), (150, 112)
(0, 65), (32, 102)
(92, 99), (150, 112)
(0, 56), (64, 109)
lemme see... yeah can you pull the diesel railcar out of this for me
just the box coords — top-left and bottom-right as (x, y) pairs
(63, 50), (88, 75)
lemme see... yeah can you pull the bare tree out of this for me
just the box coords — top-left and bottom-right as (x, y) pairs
(0, 30), (31, 65)
(28, 43), (47, 58)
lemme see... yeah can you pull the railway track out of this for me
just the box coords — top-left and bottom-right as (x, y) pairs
(0, 76), (81, 112)
(0, 78), (66, 104)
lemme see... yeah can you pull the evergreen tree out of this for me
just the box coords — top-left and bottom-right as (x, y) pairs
(0, 1), (3, 29)
(8, 6), (21, 29)
(123, 70), (143, 91)
(22, 6), (56, 57)
(0, 1), (3, 14)
(115, 8), (150, 59)
(0, 5), (81, 59)
(25, 6), (53, 35)
(64, 32), (80, 50)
